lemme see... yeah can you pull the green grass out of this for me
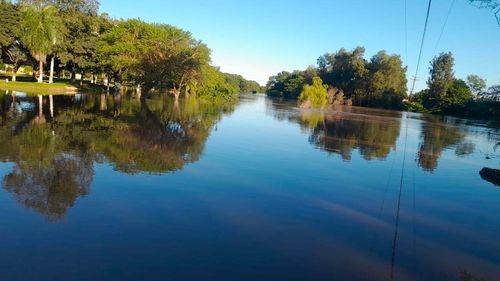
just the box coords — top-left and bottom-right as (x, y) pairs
(0, 75), (106, 95)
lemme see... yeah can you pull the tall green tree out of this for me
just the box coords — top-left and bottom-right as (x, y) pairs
(317, 47), (367, 99)
(54, 0), (104, 82)
(365, 51), (408, 108)
(97, 19), (157, 85)
(425, 52), (455, 110)
(19, 4), (62, 83)
(137, 24), (210, 97)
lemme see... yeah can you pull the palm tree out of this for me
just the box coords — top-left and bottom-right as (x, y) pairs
(19, 4), (61, 83)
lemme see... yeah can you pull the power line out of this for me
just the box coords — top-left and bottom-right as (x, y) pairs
(433, 0), (456, 54)
(409, 0), (433, 96)
(390, 115), (410, 281)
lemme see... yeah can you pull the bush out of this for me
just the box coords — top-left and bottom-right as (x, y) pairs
(299, 77), (328, 107)
(403, 100), (427, 113)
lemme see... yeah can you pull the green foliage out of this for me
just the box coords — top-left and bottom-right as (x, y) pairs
(223, 73), (263, 93)
(441, 79), (473, 113)
(299, 77), (328, 107)
(365, 51), (407, 109)
(317, 47), (367, 98)
(0, 0), (20, 48)
(138, 25), (210, 93)
(55, 5), (104, 76)
(266, 70), (305, 99)
(19, 4), (61, 62)
(403, 100), (427, 113)
(97, 19), (155, 81)
(268, 47), (407, 109)
(466, 74), (487, 95)
(425, 52), (455, 110)
(191, 66), (239, 101)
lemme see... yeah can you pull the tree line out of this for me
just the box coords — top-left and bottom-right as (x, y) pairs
(0, 0), (262, 98)
(266, 47), (499, 122)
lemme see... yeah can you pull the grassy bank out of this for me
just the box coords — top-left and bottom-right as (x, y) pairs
(0, 80), (80, 94)
(0, 75), (106, 94)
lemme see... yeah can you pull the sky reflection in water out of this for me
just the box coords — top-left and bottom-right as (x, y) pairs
(0, 92), (499, 281)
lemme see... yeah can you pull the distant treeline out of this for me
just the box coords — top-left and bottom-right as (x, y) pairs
(266, 47), (499, 123)
(0, 0), (262, 99)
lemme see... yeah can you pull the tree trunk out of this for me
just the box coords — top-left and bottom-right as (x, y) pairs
(80, 71), (84, 86)
(11, 64), (19, 82)
(38, 60), (43, 83)
(106, 74), (110, 92)
(49, 94), (54, 118)
(38, 95), (43, 117)
(49, 56), (55, 84)
(71, 70), (76, 83)
(100, 94), (107, 111)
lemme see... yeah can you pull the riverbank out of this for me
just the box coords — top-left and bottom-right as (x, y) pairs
(0, 75), (106, 94)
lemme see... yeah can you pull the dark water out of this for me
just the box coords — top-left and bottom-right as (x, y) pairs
(0, 91), (499, 281)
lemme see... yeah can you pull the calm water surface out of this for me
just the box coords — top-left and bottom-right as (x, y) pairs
(0, 91), (499, 281)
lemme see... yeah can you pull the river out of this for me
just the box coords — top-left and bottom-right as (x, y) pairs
(0, 91), (498, 281)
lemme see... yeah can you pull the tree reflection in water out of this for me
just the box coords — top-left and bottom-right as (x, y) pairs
(417, 115), (475, 172)
(0, 91), (235, 219)
(265, 98), (479, 172)
(300, 108), (402, 161)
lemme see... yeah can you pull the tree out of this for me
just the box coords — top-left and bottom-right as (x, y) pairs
(425, 52), (455, 110)
(138, 24), (210, 97)
(0, 0), (20, 50)
(222, 73), (263, 93)
(5, 45), (28, 81)
(366, 51), (408, 108)
(298, 76), (328, 107)
(54, 0), (105, 83)
(190, 66), (239, 100)
(19, 4), (62, 83)
(317, 47), (367, 100)
(441, 79), (474, 113)
(466, 74), (487, 95)
(97, 19), (158, 86)
(266, 71), (305, 99)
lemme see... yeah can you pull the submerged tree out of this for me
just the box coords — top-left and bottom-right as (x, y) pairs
(266, 71), (305, 99)
(139, 28), (210, 98)
(298, 76), (328, 107)
(317, 47), (368, 100)
(365, 51), (407, 109)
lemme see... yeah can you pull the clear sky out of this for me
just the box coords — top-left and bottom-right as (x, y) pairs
(100, 0), (500, 90)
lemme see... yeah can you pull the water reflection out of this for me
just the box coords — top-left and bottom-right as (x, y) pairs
(265, 98), (495, 173)
(299, 108), (402, 160)
(0, 93), (499, 280)
(0, 91), (235, 219)
(417, 116), (467, 172)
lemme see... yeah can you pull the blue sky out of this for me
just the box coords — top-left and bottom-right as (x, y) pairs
(100, 0), (500, 90)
